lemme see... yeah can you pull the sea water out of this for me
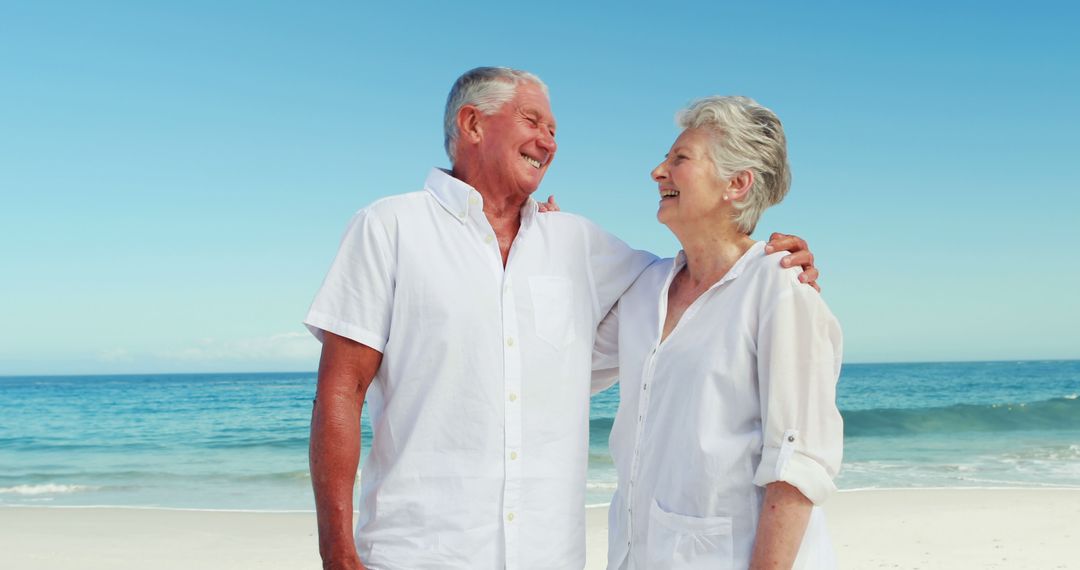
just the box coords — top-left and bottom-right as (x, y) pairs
(1, 361), (1077, 510)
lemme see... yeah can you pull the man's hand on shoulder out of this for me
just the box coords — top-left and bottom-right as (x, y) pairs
(764, 232), (820, 292)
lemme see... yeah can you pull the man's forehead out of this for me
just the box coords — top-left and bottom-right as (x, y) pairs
(515, 87), (556, 123)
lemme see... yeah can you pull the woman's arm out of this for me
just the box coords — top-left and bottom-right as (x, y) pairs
(749, 262), (844, 568)
(749, 481), (813, 570)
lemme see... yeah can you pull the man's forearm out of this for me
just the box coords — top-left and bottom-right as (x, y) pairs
(308, 333), (381, 569)
(310, 391), (363, 562)
(749, 481), (813, 570)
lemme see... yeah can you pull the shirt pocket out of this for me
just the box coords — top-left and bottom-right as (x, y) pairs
(529, 276), (577, 350)
(646, 500), (734, 570)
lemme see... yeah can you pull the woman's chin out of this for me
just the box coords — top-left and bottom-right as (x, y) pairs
(656, 205), (676, 226)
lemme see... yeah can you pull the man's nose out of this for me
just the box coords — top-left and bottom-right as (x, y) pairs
(537, 130), (556, 155)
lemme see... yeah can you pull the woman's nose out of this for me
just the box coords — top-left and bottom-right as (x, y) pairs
(651, 161), (667, 181)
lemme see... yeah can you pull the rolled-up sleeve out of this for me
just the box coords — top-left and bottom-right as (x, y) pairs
(304, 208), (396, 352)
(751, 277), (843, 505)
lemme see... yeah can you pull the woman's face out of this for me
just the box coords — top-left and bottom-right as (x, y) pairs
(651, 128), (731, 229)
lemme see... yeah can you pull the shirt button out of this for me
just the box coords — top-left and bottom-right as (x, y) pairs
(642, 383), (648, 391)
(506, 337), (515, 347)
(506, 512), (515, 522)
(510, 451), (518, 460)
(469, 196), (479, 205)
(509, 392), (518, 402)
(788, 434), (796, 442)
(484, 234), (494, 243)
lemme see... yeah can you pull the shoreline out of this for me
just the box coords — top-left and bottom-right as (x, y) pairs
(5, 485), (1079, 513)
(3, 489), (1078, 569)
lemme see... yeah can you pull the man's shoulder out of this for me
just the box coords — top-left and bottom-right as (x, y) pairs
(535, 210), (594, 229)
(534, 211), (624, 244)
(347, 190), (439, 230)
(362, 190), (433, 217)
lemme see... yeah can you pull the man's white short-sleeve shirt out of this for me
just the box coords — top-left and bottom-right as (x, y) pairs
(305, 168), (655, 570)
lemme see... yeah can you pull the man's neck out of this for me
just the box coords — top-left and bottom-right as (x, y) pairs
(450, 166), (529, 266)
(450, 167), (530, 230)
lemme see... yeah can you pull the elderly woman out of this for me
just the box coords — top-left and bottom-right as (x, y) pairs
(594, 96), (843, 570)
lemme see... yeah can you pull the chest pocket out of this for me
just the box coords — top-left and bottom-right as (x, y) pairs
(529, 276), (577, 350)
(646, 500), (734, 569)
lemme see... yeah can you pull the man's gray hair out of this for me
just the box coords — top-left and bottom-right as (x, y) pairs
(443, 67), (549, 163)
(677, 96), (791, 234)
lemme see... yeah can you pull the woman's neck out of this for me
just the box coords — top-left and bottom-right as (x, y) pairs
(671, 222), (755, 287)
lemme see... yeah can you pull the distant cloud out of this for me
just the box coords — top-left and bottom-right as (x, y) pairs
(97, 348), (134, 363)
(162, 332), (320, 363)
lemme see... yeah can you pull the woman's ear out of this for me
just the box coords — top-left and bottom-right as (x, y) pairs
(727, 170), (754, 201)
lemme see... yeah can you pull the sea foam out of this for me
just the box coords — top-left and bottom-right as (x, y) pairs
(0, 483), (96, 495)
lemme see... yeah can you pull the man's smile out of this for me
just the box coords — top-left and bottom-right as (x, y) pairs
(521, 153), (542, 169)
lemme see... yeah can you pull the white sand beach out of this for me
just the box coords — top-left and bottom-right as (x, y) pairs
(2, 489), (1078, 569)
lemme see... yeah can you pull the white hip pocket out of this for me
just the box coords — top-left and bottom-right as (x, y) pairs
(529, 276), (576, 349)
(646, 500), (734, 570)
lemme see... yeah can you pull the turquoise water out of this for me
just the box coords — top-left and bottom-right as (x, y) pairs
(1, 361), (1077, 510)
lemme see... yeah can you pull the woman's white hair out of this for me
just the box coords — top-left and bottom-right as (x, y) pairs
(443, 67), (549, 163)
(677, 96), (791, 234)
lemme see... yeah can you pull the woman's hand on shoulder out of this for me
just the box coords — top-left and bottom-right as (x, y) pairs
(537, 195), (560, 213)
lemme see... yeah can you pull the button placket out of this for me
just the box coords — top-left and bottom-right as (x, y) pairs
(627, 343), (660, 552)
(501, 273), (522, 570)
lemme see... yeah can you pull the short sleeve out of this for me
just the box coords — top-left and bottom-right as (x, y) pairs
(580, 217), (656, 324)
(303, 208), (396, 352)
(751, 274), (844, 505)
(591, 302), (620, 394)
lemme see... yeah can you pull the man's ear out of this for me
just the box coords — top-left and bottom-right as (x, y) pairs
(457, 105), (484, 143)
(727, 170), (754, 201)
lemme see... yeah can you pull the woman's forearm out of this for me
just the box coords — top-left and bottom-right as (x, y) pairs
(749, 481), (813, 570)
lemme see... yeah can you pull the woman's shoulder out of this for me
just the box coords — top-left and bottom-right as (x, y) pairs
(742, 245), (804, 291)
(740, 245), (834, 317)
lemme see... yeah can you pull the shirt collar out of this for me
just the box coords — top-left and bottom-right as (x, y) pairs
(669, 240), (766, 290)
(424, 167), (539, 227)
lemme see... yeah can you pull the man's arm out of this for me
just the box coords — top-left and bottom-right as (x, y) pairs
(310, 331), (383, 570)
(749, 482), (814, 570)
(591, 302), (621, 394)
(765, 232), (820, 292)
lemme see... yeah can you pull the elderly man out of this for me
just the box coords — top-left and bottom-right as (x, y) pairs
(305, 67), (818, 570)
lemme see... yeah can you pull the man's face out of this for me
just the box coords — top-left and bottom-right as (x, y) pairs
(477, 82), (558, 196)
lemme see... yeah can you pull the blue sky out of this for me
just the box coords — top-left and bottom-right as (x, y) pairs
(1, 1), (1077, 375)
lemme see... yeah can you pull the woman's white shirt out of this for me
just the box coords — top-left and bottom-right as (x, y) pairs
(596, 241), (844, 570)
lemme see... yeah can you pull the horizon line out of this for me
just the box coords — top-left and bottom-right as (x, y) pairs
(1, 357), (1078, 379)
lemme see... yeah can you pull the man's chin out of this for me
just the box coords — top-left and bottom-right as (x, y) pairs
(518, 176), (544, 196)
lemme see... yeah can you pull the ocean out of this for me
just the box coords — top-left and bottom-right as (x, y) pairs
(1, 360), (1077, 510)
